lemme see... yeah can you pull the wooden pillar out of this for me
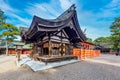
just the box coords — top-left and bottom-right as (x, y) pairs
(50, 41), (52, 55)
(68, 44), (70, 55)
(33, 43), (37, 54)
(29, 43), (37, 59)
(70, 43), (73, 55)
(48, 41), (50, 56)
(60, 30), (62, 56)
(41, 45), (43, 56)
(17, 50), (21, 61)
(60, 30), (64, 56)
(33, 43), (39, 60)
(40, 39), (43, 56)
(48, 33), (51, 56)
(63, 43), (65, 56)
(29, 45), (33, 58)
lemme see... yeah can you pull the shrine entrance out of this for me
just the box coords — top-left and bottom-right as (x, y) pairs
(43, 48), (49, 55)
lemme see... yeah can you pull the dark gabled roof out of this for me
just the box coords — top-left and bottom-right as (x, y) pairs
(21, 4), (86, 43)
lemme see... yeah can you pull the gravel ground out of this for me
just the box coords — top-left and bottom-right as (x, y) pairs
(0, 54), (120, 80)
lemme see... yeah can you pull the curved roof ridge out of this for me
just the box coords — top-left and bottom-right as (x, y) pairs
(57, 4), (76, 20)
(32, 4), (76, 23)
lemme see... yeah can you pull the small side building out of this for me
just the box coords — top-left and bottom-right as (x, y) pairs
(0, 40), (31, 55)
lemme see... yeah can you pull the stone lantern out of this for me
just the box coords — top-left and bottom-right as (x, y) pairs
(13, 42), (24, 61)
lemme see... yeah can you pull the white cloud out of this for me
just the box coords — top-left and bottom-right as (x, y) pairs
(8, 13), (31, 25)
(0, 0), (31, 27)
(0, 0), (13, 12)
(99, 0), (120, 18)
(5, 12), (31, 27)
(77, 11), (111, 40)
(15, 24), (29, 28)
(26, 3), (60, 19)
(81, 26), (110, 40)
(106, 0), (120, 8)
(34, 4), (47, 12)
(59, 0), (72, 10)
(0, 0), (19, 13)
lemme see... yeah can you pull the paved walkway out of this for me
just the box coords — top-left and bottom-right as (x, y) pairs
(0, 54), (120, 80)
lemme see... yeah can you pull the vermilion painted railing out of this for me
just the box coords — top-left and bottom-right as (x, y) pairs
(73, 49), (100, 60)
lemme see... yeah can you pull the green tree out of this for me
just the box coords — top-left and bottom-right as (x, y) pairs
(0, 10), (20, 55)
(1, 23), (20, 42)
(87, 37), (92, 42)
(0, 9), (6, 23)
(93, 37), (107, 45)
(0, 9), (6, 36)
(1, 23), (20, 55)
(110, 18), (120, 52)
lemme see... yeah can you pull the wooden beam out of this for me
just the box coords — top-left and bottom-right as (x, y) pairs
(48, 33), (51, 56)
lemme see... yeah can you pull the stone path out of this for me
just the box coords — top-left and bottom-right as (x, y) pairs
(0, 54), (120, 80)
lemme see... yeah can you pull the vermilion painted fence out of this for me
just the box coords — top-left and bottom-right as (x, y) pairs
(73, 49), (100, 60)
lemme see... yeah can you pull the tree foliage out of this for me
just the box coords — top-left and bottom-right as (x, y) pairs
(93, 37), (108, 45)
(1, 23), (20, 42)
(0, 9), (20, 42)
(110, 18), (120, 51)
(0, 9), (6, 31)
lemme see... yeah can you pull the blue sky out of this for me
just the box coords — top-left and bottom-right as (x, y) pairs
(0, 0), (120, 40)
